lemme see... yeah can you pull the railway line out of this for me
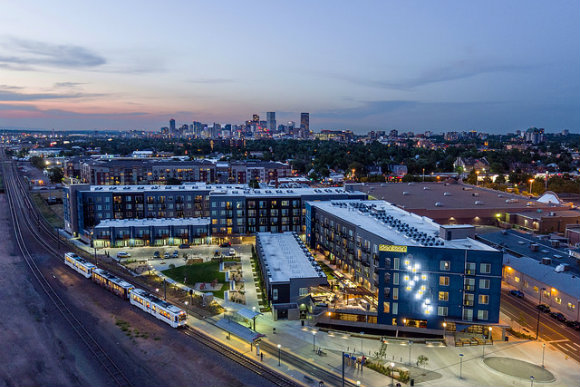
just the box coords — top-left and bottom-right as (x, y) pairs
(1, 151), (306, 387)
(1, 156), (132, 387)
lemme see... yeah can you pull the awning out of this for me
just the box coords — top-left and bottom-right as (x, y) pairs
(216, 318), (265, 343)
(236, 308), (263, 321)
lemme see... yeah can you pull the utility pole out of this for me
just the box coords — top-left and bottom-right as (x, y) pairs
(535, 288), (545, 339)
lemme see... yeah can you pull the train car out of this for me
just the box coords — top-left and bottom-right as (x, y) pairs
(91, 268), (135, 300)
(64, 252), (96, 279)
(129, 288), (187, 328)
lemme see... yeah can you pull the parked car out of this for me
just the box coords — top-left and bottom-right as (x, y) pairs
(220, 242), (231, 248)
(536, 304), (551, 313)
(227, 248), (236, 256)
(509, 290), (525, 298)
(179, 244), (190, 249)
(116, 251), (130, 259)
(153, 251), (160, 259)
(163, 252), (170, 259)
(172, 250), (179, 258)
(565, 320), (580, 329)
(549, 312), (567, 322)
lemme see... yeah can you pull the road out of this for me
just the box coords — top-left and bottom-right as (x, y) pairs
(501, 289), (580, 362)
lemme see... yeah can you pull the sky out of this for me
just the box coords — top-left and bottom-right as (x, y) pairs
(0, 1), (578, 134)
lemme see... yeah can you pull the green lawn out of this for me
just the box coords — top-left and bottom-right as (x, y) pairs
(317, 260), (336, 281)
(162, 261), (226, 298)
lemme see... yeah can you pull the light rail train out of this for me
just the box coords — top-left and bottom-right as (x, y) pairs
(63, 252), (187, 328)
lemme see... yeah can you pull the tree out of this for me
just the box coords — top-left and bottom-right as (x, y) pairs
(465, 170), (477, 185)
(495, 174), (506, 184)
(248, 179), (260, 189)
(29, 156), (45, 170)
(416, 355), (429, 368)
(48, 167), (63, 183)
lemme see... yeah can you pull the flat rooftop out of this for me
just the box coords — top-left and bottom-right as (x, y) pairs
(83, 184), (363, 198)
(353, 182), (566, 212)
(94, 217), (211, 228)
(478, 229), (580, 276)
(310, 200), (496, 251)
(257, 232), (325, 282)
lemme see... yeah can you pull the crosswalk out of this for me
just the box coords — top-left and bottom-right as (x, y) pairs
(547, 339), (580, 359)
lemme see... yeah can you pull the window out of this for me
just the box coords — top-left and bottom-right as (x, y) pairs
(480, 263), (491, 274)
(463, 294), (474, 306)
(392, 303), (398, 315)
(439, 276), (450, 286)
(438, 291), (449, 301)
(479, 295), (489, 305)
(299, 288), (308, 296)
(383, 302), (390, 314)
(514, 276), (520, 283)
(465, 262), (476, 275)
(463, 308), (473, 321)
(272, 289), (278, 301)
(437, 306), (448, 316)
(477, 310), (488, 321)
(555, 297), (562, 305)
(392, 288), (399, 300)
(384, 288), (391, 299)
(393, 258), (400, 270)
(533, 286), (539, 293)
(568, 303), (576, 311)
(440, 261), (450, 271)
(393, 272), (399, 285)
(464, 278), (475, 291)
(479, 279), (490, 289)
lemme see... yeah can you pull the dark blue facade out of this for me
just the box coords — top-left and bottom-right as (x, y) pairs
(378, 246), (502, 329)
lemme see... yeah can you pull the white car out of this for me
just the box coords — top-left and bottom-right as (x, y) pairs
(227, 248), (236, 256)
(117, 251), (131, 259)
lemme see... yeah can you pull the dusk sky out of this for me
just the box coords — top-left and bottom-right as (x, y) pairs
(0, 1), (578, 133)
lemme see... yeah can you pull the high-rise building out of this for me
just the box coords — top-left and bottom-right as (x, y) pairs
(300, 112), (309, 132)
(169, 118), (176, 132)
(267, 112), (276, 132)
(252, 114), (260, 123)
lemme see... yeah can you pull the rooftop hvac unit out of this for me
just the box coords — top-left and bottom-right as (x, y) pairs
(475, 201), (484, 205)
(435, 202), (443, 207)
(443, 192), (451, 196)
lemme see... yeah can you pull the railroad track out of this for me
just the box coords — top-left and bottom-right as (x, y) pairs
(183, 327), (302, 387)
(260, 341), (359, 387)
(3, 154), (303, 387)
(1, 155), (132, 387)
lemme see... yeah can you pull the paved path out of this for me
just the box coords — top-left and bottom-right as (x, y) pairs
(484, 357), (554, 382)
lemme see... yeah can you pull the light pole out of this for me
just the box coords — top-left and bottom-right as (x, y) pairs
(530, 376), (535, 387)
(277, 344), (281, 366)
(408, 340), (413, 365)
(442, 321), (447, 340)
(536, 287), (546, 339)
(459, 353), (464, 379)
(312, 330), (317, 351)
(476, 170), (480, 186)
(390, 362), (395, 387)
(541, 343), (546, 368)
(360, 331), (365, 355)
(529, 179), (534, 195)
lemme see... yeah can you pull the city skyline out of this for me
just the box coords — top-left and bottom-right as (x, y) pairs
(0, 1), (579, 133)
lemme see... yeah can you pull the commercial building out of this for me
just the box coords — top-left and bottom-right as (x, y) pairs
(350, 182), (570, 226)
(72, 159), (292, 186)
(506, 210), (580, 233)
(306, 200), (502, 330)
(478, 230), (580, 322)
(64, 183), (366, 242)
(93, 218), (211, 248)
(266, 112), (276, 132)
(256, 232), (328, 320)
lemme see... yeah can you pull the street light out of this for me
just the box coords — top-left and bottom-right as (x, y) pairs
(536, 287), (546, 339)
(360, 331), (365, 355)
(529, 179), (534, 195)
(312, 330), (317, 351)
(459, 353), (464, 379)
(408, 340), (413, 365)
(541, 343), (546, 368)
(277, 344), (281, 366)
(530, 376), (535, 387)
(390, 362), (395, 387)
(356, 381), (360, 387)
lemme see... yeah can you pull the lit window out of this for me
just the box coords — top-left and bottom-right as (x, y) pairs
(568, 303), (576, 311)
(437, 306), (448, 316)
(439, 276), (450, 286)
(440, 261), (450, 271)
(438, 291), (449, 301)
(480, 263), (491, 274)
(514, 276), (520, 283)
(479, 295), (489, 305)
(555, 297), (562, 305)
(479, 279), (490, 289)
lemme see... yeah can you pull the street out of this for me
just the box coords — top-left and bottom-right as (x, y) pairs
(501, 289), (580, 363)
